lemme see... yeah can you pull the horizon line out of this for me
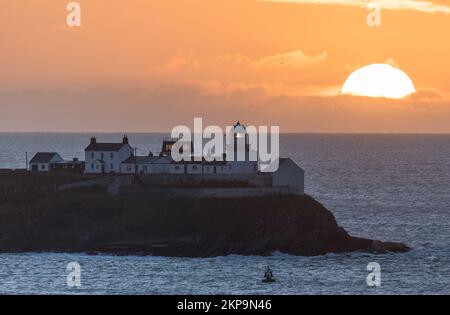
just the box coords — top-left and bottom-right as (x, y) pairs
(1, 131), (450, 135)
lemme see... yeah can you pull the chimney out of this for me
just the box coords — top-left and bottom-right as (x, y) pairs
(122, 135), (129, 144)
(90, 137), (97, 145)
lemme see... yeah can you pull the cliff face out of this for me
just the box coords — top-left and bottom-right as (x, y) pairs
(0, 187), (409, 256)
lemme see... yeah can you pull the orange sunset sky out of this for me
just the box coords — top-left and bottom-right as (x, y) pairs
(1, 0), (450, 132)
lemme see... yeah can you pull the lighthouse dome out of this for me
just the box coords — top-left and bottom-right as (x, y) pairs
(232, 121), (246, 134)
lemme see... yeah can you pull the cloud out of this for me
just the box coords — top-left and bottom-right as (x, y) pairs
(2, 82), (450, 133)
(154, 49), (330, 96)
(405, 88), (443, 101)
(252, 50), (328, 69)
(157, 52), (200, 74)
(260, 0), (450, 14)
(158, 49), (328, 76)
(219, 50), (327, 69)
(384, 58), (400, 67)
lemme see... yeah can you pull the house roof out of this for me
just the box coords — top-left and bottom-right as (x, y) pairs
(85, 143), (129, 152)
(29, 152), (60, 164)
(122, 156), (173, 164)
(233, 121), (246, 129)
(170, 157), (227, 165)
(278, 158), (305, 173)
(53, 160), (85, 165)
(153, 156), (172, 164)
(202, 160), (228, 166)
(122, 156), (158, 164)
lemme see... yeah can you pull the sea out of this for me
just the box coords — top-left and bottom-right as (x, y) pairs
(0, 133), (449, 295)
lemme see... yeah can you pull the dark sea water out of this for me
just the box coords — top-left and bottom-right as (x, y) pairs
(0, 133), (449, 294)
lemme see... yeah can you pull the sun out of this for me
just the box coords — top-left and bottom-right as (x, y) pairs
(341, 64), (416, 99)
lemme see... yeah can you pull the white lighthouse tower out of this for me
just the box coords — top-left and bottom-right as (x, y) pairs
(226, 121), (258, 174)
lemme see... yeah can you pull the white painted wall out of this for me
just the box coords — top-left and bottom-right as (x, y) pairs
(186, 165), (203, 174)
(215, 164), (232, 174)
(30, 154), (64, 172)
(85, 145), (133, 174)
(168, 164), (185, 174)
(119, 160), (257, 175)
(120, 157), (171, 174)
(203, 165), (216, 174)
(30, 163), (49, 172)
(272, 159), (305, 195)
(120, 163), (136, 174)
(228, 161), (258, 174)
(149, 157), (171, 174)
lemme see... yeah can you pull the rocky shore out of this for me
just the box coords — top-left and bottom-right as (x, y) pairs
(0, 174), (410, 256)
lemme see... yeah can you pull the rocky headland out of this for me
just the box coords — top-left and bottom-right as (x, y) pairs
(0, 172), (410, 256)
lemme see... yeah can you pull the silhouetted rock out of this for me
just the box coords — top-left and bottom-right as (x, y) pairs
(0, 187), (410, 257)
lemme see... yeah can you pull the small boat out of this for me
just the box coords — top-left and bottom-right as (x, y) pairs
(262, 266), (276, 283)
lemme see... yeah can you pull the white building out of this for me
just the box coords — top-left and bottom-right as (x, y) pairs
(85, 136), (133, 174)
(272, 158), (305, 194)
(117, 121), (260, 175)
(121, 157), (251, 176)
(225, 121), (259, 174)
(29, 152), (64, 172)
(120, 156), (154, 174)
(186, 162), (204, 174)
(120, 156), (172, 174)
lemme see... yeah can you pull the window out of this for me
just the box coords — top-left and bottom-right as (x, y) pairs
(91, 163), (94, 169)
(175, 166), (180, 170)
(110, 164), (114, 170)
(110, 153), (114, 159)
(41, 164), (45, 170)
(193, 166), (197, 170)
(91, 152), (94, 159)
(143, 166), (148, 171)
(101, 152), (104, 159)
